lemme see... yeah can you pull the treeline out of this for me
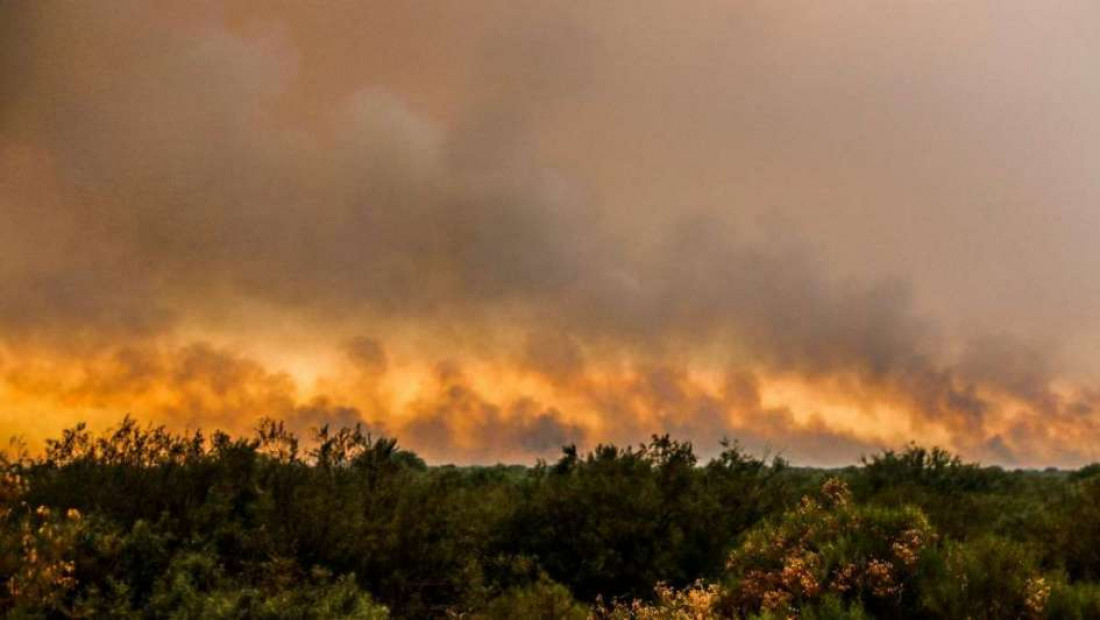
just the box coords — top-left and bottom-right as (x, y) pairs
(3, 419), (1100, 618)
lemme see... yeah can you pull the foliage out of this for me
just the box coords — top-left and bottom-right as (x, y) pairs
(502, 436), (792, 600)
(849, 444), (1020, 539)
(592, 580), (722, 619)
(472, 573), (587, 620)
(723, 478), (935, 618)
(3, 419), (1100, 618)
(917, 536), (1049, 620)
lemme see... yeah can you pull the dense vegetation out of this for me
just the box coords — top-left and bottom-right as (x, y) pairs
(3, 418), (1100, 618)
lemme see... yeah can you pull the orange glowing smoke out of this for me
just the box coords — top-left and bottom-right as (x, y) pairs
(2, 334), (1096, 468)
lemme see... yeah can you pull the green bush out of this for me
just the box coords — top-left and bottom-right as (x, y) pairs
(918, 537), (1048, 619)
(476, 574), (587, 620)
(1045, 580), (1100, 620)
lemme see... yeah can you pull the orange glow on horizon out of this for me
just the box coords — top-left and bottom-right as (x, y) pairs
(4, 334), (1094, 468)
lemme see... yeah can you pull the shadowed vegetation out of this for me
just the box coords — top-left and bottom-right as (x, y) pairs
(2, 419), (1098, 618)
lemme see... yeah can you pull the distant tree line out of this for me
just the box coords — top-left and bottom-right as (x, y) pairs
(3, 417), (1100, 618)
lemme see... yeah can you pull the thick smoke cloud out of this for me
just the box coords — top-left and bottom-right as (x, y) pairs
(0, 342), (360, 436)
(2, 1), (1100, 465)
(402, 362), (587, 464)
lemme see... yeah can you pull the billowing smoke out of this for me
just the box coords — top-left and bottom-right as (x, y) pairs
(3, 1), (1100, 466)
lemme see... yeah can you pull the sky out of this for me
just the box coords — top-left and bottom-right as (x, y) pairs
(3, 1), (1100, 466)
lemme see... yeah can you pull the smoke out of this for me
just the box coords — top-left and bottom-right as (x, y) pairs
(401, 362), (586, 464)
(0, 342), (355, 436)
(2, 1), (1100, 465)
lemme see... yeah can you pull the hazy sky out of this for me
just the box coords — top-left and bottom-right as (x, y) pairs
(3, 1), (1100, 466)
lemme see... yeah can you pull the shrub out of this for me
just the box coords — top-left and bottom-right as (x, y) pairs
(918, 537), (1048, 620)
(723, 477), (936, 618)
(476, 573), (587, 620)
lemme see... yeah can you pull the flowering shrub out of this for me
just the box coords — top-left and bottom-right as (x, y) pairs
(1, 460), (85, 615)
(592, 580), (722, 619)
(723, 477), (936, 617)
